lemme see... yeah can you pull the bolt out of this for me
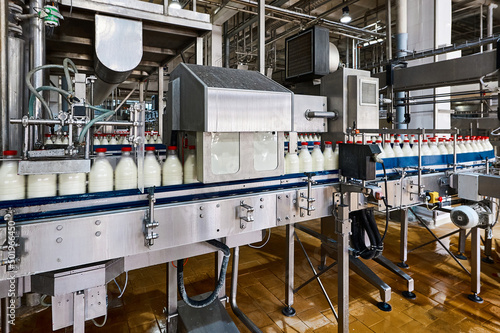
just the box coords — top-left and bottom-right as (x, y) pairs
(277, 217), (282, 222)
(56, 237), (63, 243)
(277, 196), (281, 200)
(95, 220), (101, 226)
(286, 195), (289, 198)
(285, 216), (290, 220)
(95, 231), (101, 237)
(56, 225), (63, 231)
(260, 205), (264, 209)
(200, 214), (204, 218)
(260, 198), (264, 202)
(200, 206), (203, 210)
(216, 204), (220, 208)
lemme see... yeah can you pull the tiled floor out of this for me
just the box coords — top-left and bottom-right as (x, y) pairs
(12, 215), (500, 332)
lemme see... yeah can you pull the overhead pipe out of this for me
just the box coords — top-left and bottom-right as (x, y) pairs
(395, 0), (407, 129)
(487, 3), (497, 51)
(0, 0), (9, 151)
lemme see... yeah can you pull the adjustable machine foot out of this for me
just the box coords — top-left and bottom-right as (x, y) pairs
(402, 291), (416, 300)
(397, 262), (409, 269)
(282, 306), (296, 317)
(468, 293), (484, 304)
(376, 302), (392, 312)
(482, 256), (494, 264)
(456, 253), (467, 260)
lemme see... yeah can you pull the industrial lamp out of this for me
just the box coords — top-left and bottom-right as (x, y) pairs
(169, 0), (182, 9)
(340, 6), (352, 23)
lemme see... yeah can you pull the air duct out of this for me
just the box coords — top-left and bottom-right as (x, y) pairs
(93, 15), (142, 105)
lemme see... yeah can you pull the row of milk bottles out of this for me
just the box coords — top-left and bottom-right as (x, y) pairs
(0, 146), (198, 201)
(285, 141), (341, 174)
(374, 135), (494, 159)
(44, 133), (69, 145)
(93, 132), (163, 145)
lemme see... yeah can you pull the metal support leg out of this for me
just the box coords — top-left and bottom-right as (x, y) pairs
(398, 209), (409, 268)
(230, 247), (262, 333)
(319, 218), (328, 271)
(468, 227), (484, 303)
(337, 204), (351, 332)
(457, 229), (467, 260)
(374, 255), (416, 300)
(282, 223), (296, 317)
(73, 291), (85, 333)
(482, 227), (494, 264)
(166, 263), (178, 333)
(1, 297), (10, 333)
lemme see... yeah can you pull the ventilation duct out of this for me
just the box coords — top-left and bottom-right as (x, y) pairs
(93, 15), (142, 105)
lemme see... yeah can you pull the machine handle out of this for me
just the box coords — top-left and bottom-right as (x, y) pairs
(305, 109), (338, 121)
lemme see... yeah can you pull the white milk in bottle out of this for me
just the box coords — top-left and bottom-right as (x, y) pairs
(393, 140), (405, 157)
(311, 142), (324, 171)
(58, 173), (86, 195)
(323, 141), (334, 170)
(285, 149), (300, 174)
(144, 146), (161, 187)
(44, 134), (53, 145)
(109, 134), (118, 145)
(421, 139), (432, 156)
(115, 147), (138, 190)
(401, 140), (414, 156)
(298, 142), (312, 172)
(183, 145), (198, 184)
(383, 140), (396, 158)
(0, 150), (25, 200)
(438, 138), (448, 155)
(93, 134), (101, 145)
(27, 173), (57, 198)
(88, 148), (114, 193)
(163, 146), (183, 185)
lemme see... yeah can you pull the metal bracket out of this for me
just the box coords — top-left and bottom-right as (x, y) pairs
(239, 201), (254, 229)
(144, 189), (159, 247)
(300, 173), (317, 217)
(1, 209), (20, 271)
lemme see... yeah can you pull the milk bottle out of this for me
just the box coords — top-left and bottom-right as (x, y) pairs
(323, 141), (334, 170)
(0, 150), (25, 200)
(393, 140), (405, 157)
(285, 149), (300, 174)
(401, 140), (414, 156)
(88, 148), (114, 193)
(58, 172), (86, 195)
(298, 142), (312, 172)
(332, 141), (341, 169)
(109, 134), (118, 145)
(163, 146), (183, 185)
(183, 145), (199, 184)
(144, 146), (161, 187)
(383, 140), (395, 158)
(44, 134), (53, 145)
(421, 139), (432, 156)
(438, 138), (448, 155)
(115, 147), (138, 190)
(101, 134), (109, 145)
(27, 173), (57, 198)
(311, 142), (324, 171)
(93, 134), (101, 146)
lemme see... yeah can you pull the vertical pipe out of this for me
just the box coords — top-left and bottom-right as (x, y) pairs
(283, 223), (295, 316)
(352, 39), (357, 69)
(196, 37), (203, 65)
(395, 0), (407, 129)
(0, 0), (9, 152)
(30, 0), (45, 147)
(470, 227), (481, 295)
(1, 297), (10, 333)
(487, 4), (496, 51)
(337, 203), (350, 332)
(223, 22), (229, 68)
(258, 0), (265, 74)
(7, 35), (24, 153)
(158, 66), (164, 137)
(346, 38), (350, 68)
(480, 5), (483, 53)
(386, 0), (392, 61)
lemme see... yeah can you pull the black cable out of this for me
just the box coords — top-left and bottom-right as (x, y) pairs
(380, 161), (390, 243)
(177, 239), (230, 308)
